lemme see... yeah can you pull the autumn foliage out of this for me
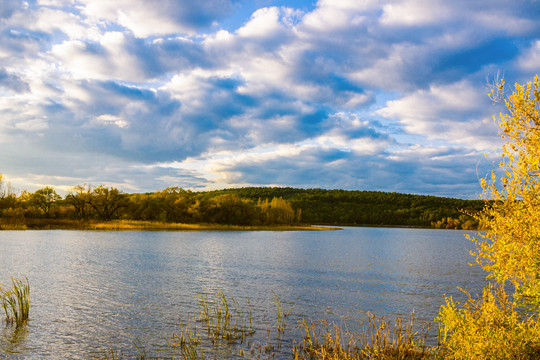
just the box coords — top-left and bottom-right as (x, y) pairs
(438, 76), (540, 359)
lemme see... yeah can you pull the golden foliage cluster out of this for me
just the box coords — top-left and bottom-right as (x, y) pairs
(438, 76), (540, 359)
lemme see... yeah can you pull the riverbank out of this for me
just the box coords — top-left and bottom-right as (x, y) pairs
(2, 218), (340, 231)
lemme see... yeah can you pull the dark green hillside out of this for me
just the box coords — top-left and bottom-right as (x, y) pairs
(206, 187), (485, 228)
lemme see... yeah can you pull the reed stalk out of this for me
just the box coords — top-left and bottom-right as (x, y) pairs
(272, 290), (295, 334)
(1, 277), (30, 327)
(169, 317), (203, 360)
(293, 312), (436, 360)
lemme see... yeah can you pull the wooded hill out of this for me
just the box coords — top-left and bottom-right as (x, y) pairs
(204, 187), (485, 229)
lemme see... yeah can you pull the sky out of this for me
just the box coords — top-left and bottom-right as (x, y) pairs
(0, 0), (539, 199)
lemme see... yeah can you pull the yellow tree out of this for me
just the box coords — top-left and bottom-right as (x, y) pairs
(438, 76), (540, 359)
(475, 76), (540, 309)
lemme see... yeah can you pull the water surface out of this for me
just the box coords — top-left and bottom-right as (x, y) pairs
(0, 227), (486, 358)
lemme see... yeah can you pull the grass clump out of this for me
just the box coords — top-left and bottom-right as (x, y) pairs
(293, 312), (435, 360)
(197, 290), (255, 343)
(1, 277), (30, 327)
(168, 318), (204, 360)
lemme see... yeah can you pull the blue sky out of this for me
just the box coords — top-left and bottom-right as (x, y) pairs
(1, 0), (539, 198)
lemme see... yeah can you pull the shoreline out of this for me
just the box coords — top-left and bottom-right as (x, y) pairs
(2, 219), (341, 231)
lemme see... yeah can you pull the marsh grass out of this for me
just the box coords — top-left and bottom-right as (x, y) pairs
(293, 312), (436, 360)
(168, 317), (203, 360)
(99, 293), (438, 360)
(103, 340), (147, 360)
(197, 290), (255, 343)
(91, 221), (338, 231)
(0, 209), (27, 230)
(1, 277), (30, 327)
(272, 290), (295, 334)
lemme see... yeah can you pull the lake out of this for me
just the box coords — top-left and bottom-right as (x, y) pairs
(0, 227), (487, 359)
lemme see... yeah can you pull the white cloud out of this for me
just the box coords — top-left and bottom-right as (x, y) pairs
(380, 0), (451, 26)
(518, 40), (540, 72)
(14, 118), (49, 131)
(8, 7), (90, 40)
(36, 0), (73, 6)
(377, 80), (498, 150)
(237, 7), (285, 38)
(93, 114), (129, 128)
(316, 0), (380, 11)
(302, 3), (355, 31)
(78, 0), (236, 37)
(51, 32), (148, 81)
(80, 0), (190, 37)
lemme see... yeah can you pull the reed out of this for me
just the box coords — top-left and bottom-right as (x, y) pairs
(272, 290), (294, 333)
(197, 290), (255, 343)
(1, 277), (30, 327)
(293, 312), (437, 360)
(168, 317), (203, 360)
(102, 340), (146, 360)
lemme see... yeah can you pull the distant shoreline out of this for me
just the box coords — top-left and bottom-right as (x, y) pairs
(3, 219), (340, 231)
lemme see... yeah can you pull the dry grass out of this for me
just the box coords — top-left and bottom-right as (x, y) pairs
(17, 218), (338, 231)
(293, 312), (436, 360)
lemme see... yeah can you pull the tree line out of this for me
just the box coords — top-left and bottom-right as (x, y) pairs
(0, 177), (483, 229)
(0, 181), (301, 227)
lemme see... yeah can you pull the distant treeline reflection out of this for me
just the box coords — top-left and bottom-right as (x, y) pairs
(0, 180), (484, 229)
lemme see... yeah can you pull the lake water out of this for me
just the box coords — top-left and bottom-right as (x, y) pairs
(0, 227), (487, 359)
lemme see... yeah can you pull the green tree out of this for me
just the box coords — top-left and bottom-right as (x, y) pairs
(153, 187), (195, 223)
(66, 184), (93, 220)
(88, 185), (126, 221)
(201, 194), (257, 225)
(438, 76), (540, 359)
(30, 186), (61, 217)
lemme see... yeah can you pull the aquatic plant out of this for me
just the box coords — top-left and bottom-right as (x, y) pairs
(197, 290), (255, 343)
(293, 312), (435, 360)
(1, 277), (30, 327)
(272, 290), (295, 334)
(100, 292), (439, 359)
(168, 317), (203, 360)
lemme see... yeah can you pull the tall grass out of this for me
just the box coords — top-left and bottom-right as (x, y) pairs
(293, 312), (435, 360)
(272, 290), (295, 334)
(197, 290), (255, 343)
(1, 277), (30, 327)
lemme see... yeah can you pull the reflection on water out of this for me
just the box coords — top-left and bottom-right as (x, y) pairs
(1, 324), (28, 356)
(0, 227), (487, 358)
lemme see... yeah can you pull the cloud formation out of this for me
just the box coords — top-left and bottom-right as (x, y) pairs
(0, 0), (539, 198)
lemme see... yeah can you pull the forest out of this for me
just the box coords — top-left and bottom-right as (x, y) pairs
(206, 187), (485, 228)
(0, 178), (484, 229)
